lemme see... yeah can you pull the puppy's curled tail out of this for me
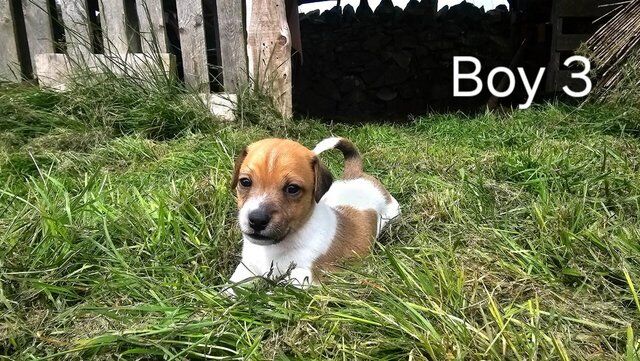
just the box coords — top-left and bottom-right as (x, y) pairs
(313, 137), (363, 178)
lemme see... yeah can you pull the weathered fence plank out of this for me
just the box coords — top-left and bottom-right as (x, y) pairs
(136, 0), (167, 52)
(35, 52), (176, 89)
(22, 0), (55, 77)
(176, 0), (209, 91)
(216, 0), (247, 92)
(59, 0), (93, 60)
(0, 1), (21, 81)
(34, 53), (71, 89)
(100, 0), (129, 54)
(246, 0), (292, 117)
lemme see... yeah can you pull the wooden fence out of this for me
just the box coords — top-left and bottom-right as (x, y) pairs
(0, 0), (292, 117)
(546, 0), (612, 92)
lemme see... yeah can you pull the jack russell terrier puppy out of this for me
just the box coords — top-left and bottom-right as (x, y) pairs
(228, 137), (400, 288)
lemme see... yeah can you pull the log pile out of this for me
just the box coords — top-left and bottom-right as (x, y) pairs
(585, 0), (640, 102)
(294, 0), (511, 119)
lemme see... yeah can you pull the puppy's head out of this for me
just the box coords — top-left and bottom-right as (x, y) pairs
(231, 138), (333, 245)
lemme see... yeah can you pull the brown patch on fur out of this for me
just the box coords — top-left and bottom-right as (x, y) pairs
(312, 206), (378, 278)
(230, 147), (247, 189)
(330, 138), (363, 179)
(313, 157), (333, 202)
(343, 163), (362, 180)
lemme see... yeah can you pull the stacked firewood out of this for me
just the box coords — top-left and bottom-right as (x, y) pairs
(585, 0), (640, 101)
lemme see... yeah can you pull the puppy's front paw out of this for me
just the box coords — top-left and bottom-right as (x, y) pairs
(221, 286), (237, 298)
(224, 263), (257, 298)
(287, 268), (313, 289)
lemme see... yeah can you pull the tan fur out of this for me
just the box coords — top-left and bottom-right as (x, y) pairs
(312, 206), (378, 278)
(326, 137), (363, 179)
(232, 138), (332, 242)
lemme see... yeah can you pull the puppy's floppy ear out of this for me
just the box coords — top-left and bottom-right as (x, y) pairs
(312, 156), (333, 202)
(230, 147), (247, 189)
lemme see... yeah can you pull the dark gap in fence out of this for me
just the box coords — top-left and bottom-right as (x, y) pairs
(212, 0), (225, 92)
(124, 0), (142, 53)
(9, 0), (32, 79)
(86, 0), (103, 54)
(204, 0), (223, 92)
(48, 0), (67, 53)
(125, 0), (142, 53)
(163, 0), (184, 81)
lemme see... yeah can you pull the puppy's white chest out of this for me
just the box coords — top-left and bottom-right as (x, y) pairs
(238, 203), (337, 278)
(241, 245), (307, 276)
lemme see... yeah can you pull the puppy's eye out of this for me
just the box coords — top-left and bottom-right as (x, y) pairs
(239, 178), (252, 187)
(285, 184), (301, 195)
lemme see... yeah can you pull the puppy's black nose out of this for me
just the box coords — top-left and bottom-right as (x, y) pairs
(248, 210), (271, 231)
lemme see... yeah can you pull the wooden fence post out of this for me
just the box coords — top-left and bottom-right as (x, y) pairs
(176, 0), (209, 92)
(216, 0), (248, 92)
(0, 1), (21, 81)
(137, 0), (167, 53)
(99, 0), (129, 55)
(22, 0), (55, 78)
(59, 0), (93, 60)
(246, 0), (292, 118)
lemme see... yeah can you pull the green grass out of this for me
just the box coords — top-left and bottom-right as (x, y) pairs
(1, 76), (640, 360)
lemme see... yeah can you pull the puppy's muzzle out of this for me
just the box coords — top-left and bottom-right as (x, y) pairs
(240, 201), (285, 245)
(248, 209), (271, 232)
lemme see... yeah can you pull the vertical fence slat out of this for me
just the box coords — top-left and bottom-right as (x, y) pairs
(0, 1), (21, 81)
(137, 0), (167, 52)
(216, 0), (247, 92)
(22, 0), (55, 77)
(59, 0), (92, 60)
(100, 0), (129, 54)
(176, 0), (209, 91)
(247, 0), (292, 117)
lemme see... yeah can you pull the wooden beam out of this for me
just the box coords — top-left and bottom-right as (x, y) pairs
(200, 93), (238, 121)
(246, 0), (292, 117)
(176, 0), (209, 92)
(546, 0), (561, 92)
(216, 0), (247, 92)
(136, 0), (167, 52)
(99, 0), (128, 55)
(555, 0), (609, 17)
(0, 0), (21, 81)
(22, 0), (55, 78)
(556, 34), (589, 51)
(58, 0), (92, 60)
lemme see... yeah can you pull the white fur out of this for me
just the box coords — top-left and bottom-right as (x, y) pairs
(322, 178), (400, 236)
(322, 179), (387, 211)
(230, 201), (337, 285)
(381, 197), (401, 230)
(312, 137), (341, 155)
(237, 194), (266, 234)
